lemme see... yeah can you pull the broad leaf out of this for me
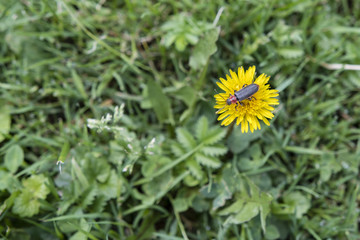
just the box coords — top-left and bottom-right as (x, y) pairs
(22, 174), (50, 199)
(0, 105), (10, 143)
(227, 126), (263, 154)
(212, 180), (232, 211)
(12, 191), (41, 217)
(319, 153), (341, 182)
(189, 27), (220, 70)
(12, 174), (50, 217)
(218, 178), (273, 233)
(224, 202), (260, 225)
(174, 86), (197, 107)
(173, 197), (189, 212)
(5, 144), (24, 173)
(147, 79), (174, 124)
(97, 170), (120, 200)
(237, 144), (267, 171)
(283, 191), (311, 219)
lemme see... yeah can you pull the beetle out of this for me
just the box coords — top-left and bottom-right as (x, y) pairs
(226, 83), (259, 107)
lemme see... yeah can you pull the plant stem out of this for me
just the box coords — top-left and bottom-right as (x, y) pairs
(225, 121), (235, 139)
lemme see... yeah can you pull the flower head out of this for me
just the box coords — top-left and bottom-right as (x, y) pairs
(214, 66), (279, 133)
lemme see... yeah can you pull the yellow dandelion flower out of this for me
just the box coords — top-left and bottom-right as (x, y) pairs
(214, 66), (279, 133)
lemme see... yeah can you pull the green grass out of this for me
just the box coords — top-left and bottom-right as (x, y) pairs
(1, 0), (360, 239)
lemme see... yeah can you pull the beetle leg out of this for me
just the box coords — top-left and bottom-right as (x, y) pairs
(235, 102), (243, 111)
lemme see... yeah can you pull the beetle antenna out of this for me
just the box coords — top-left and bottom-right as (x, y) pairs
(216, 107), (225, 114)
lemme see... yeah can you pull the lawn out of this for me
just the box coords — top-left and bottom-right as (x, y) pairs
(1, 0), (359, 239)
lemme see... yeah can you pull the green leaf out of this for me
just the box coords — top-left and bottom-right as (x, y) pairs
(175, 36), (188, 52)
(12, 191), (41, 217)
(71, 158), (89, 189)
(218, 199), (245, 216)
(227, 126), (264, 154)
(222, 165), (242, 193)
(176, 128), (197, 151)
(71, 69), (88, 99)
(218, 178), (272, 233)
(283, 191), (311, 218)
(97, 170), (120, 200)
(0, 105), (10, 143)
(69, 218), (91, 240)
(195, 153), (221, 168)
(173, 197), (189, 212)
(95, 161), (111, 183)
(22, 174), (50, 199)
(141, 156), (171, 177)
(79, 188), (97, 209)
(319, 153), (341, 182)
(185, 33), (199, 45)
(0, 170), (12, 191)
(285, 146), (325, 155)
(195, 116), (209, 141)
(5, 144), (24, 173)
(212, 181), (232, 210)
(142, 170), (172, 200)
(189, 27), (220, 70)
(91, 195), (107, 213)
(0, 191), (19, 216)
(237, 143), (268, 171)
(5, 31), (27, 54)
(184, 174), (200, 187)
(277, 47), (304, 59)
(338, 152), (359, 174)
(225, 201), (260, 225)
(160, 14), (207, 52)
(179, 108), (192, 123)
(265, 225), (280, 240)
(147, 79), (174, 124)
(187, 158), (203, 180)
(259, 191), (272, 233)
(201, 145), (227, 156)
(162, 33), (177, 48)
(202, 127), (226, 145)
(174, 86), (197, 107)
(140, 86), (152, 109)
(171, 142), (186, 157)
(58, 141), (70, 164)
(12, 174), (49, 217)
(191, 195), (210, 212)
